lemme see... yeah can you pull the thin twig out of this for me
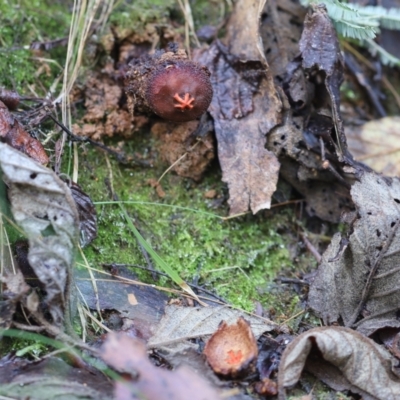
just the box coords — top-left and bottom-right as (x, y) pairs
(301, 233), (322, 263)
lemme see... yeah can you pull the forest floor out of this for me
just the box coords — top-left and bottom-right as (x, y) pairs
(1, 1), (400, 399)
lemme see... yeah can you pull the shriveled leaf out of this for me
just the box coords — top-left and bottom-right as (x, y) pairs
(147, 305), (277, 353)
(102, 332), (222, 400)
(299, 4), (350, 162)
(264, 5), (355, 223)
(275, 157), (353, 223)
(309, 172), (400, 335)
(0, 142), (79, 327)
(257, 334), (290, 380)
(278, 326), (400, 400)
(204, 316), (258, 376)
(197, 0), (281, 215)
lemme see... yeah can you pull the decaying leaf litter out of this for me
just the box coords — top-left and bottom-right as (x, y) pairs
(2, 0), (400, 398)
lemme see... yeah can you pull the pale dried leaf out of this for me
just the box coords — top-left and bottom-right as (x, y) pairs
(278, 326), (400, 400)
(0, 142), (79, 327)
(309, 172), (400, 335)
(147, 305), (277, 353)
(347, 116), (400, 176)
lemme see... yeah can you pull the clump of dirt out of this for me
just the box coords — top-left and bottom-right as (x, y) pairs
(72, 69), (136, 140)
(152, 120), (215, 181)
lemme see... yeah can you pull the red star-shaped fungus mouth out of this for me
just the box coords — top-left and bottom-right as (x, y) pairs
(173, 93), (195, 110)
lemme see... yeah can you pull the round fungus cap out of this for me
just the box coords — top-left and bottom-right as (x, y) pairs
(145, 62), (213, 122)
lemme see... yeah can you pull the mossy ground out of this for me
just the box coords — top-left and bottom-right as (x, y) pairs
(0, 1), (341, 398)
(75, 133), (300, 316)
(109, 0), (176, 30)
(0, 0), (309, 327)
(0, 0), (70, 92)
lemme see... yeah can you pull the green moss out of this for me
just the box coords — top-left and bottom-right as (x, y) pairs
(0, 0), (70, 91)
(109, 0), (176, 30)
(75, 134), (297, 312)
(0, 0), (305, 322)
(190, 0), (226, 29)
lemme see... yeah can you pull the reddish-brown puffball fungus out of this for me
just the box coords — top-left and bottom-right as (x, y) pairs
(145, 62), (213, 122)
(125, 47), (213, 123)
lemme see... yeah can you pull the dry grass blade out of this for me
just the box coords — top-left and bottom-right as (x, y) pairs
(0, 214), (17, 278)
(176, 0), (200, 55)
(57, 0), (115, 180)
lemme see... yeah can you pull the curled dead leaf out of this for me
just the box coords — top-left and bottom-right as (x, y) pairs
(0, 142), (79, 328)
(278, 326), (400, 400)
(203, 316), (258, 376)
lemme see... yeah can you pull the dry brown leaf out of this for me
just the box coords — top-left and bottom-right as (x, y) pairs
(0, 142), (79, 327)
(197, 0), (281, 215)
(0, 100), (49, 165)
(264, 4), (355, 223)
(147, 305), (277, 353)
(309, 172), (400, 335)
(260, 0), (306, 78)
(278, 326), (400, 400)
(203, 317), (258, 376)
(101, 332), (222, 400)
(299, 4), (350, 162)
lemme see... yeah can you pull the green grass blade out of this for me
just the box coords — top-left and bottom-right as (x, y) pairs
(117, 202), (206, 305)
